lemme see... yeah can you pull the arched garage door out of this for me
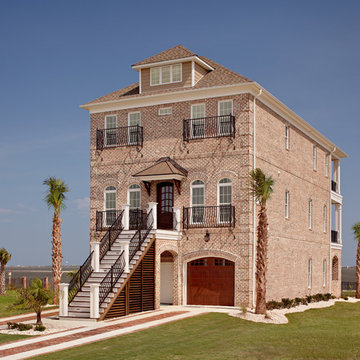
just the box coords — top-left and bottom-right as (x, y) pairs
(187, 257), (234, 306)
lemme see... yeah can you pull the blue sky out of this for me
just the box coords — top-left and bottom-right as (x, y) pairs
(0, 0), (359, 266)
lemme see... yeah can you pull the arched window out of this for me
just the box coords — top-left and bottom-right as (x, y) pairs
(104, 186), (116, 226)
(218, 178), (232, 223)
(128, 184), (141, 229)
(191, 180), (205, 223)
(332, 256), (338, 281)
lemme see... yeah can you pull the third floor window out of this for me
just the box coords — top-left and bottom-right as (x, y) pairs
(150, 64), (182, 86)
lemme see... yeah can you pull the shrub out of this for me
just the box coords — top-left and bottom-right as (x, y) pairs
(301, 298), (308, 305)
(294, 297), (302, 306)
(266, 300), (281, 310)
(306, 295), (313, 303)
(17, 323), (32, 331)
(313, 293), (324, 302)
(7, 322), (18, 329)
(281, 298), (293, 309)
(35, 325), (46, 332)
(324, 293), (332, 301)
(342, 296), (349, 300)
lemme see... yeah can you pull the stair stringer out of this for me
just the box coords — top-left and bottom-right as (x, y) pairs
(99, 234), (156, 321)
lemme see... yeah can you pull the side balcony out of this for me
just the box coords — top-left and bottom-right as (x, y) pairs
(96, 125), (143, 151)
(183, 115), (235, 141)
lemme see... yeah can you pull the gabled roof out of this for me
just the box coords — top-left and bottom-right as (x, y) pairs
(132, 157), (188, 181)
(132, 45), (196, 67)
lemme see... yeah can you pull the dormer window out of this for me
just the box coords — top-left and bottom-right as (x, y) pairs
(150, 64), (182, 86)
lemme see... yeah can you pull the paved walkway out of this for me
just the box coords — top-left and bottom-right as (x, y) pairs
(0, 305), (239, 360)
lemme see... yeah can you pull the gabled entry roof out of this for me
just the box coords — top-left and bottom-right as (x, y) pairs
(132, 157), (188, 181)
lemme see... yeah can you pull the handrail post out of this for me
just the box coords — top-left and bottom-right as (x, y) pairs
(173, 206), (181, 231)
(90, 284), (100, 319)
(90, 242), (100, 272)
(122, 204), (130, 230)
(147, 202), (157, 230)
(59, 283), (69, 317)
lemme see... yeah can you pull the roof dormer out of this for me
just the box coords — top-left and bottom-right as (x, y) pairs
(132, 45), (213, 94)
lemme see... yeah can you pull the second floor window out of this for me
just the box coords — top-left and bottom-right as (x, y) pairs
(105, 115), (117, 147)
(128, 184), (141, 209)
(104, 186), (116, 226)
(128, 112), (141, 145)
(191, 180), (205, 224)
(191, 104), (205, 138)
(219, 178), (232, 222)
(150, 64), (182, 86)
(218, 100), (233, 135)
(285, 125), (290, 150)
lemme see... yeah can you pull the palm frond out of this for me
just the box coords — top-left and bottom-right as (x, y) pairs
(352, 222), (360, 242)
(249, 168), (274, 205)
(43, 177), (69, 214)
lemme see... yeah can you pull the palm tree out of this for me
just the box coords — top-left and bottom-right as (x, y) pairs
(352, 222), (360, 299)
(43, 177), (69, 304)
(249, 168), (274, 314)
(0, 248), (11, 295)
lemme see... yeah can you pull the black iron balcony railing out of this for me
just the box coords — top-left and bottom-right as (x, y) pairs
(331, 230), (339, 243)
(331, 180), (337, 192)
(183, 205), (235, 229)
(96, 210), (123, 231)
(183, 115), (235, 141)
(96, 125), (143, 150)
(129, 209), (146, 230)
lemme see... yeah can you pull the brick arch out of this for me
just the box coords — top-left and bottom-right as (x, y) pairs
(158, 243), (179, 256)
(187, 172), (209, 182)
(209, 170), (238, 181)
(182, 249), (238, 264)
(332, 256), (339, 281)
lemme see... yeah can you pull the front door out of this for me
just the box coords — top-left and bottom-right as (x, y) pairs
(157, 182), (174, 230)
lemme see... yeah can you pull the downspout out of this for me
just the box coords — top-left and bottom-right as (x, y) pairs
(252, 89), (262, 308)
(329, 146), (336, 294)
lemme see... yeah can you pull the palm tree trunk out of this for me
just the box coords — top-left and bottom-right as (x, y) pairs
(356, 241), (360, 299)
(255, 204), (268, 314)
(52, 212), (62, 305)
(36, 310), (42, 326)
(0, 264), (5, 295)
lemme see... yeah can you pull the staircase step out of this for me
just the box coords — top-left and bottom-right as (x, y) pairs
(68, 306), (90, 312)
(70, 301), (90, 307)
(68, 311), (90, 318)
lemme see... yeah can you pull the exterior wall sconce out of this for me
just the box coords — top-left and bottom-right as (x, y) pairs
(204, 230), (210, 242)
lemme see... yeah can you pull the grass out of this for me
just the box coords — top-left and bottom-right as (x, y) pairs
(32, 302), (360, 360)
(0, 333), (30, 344)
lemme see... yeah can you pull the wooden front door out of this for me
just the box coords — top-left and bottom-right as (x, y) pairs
(157, 182), (174, 230)
(187, 257), (234, 306)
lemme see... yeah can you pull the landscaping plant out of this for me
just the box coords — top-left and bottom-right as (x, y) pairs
(16, 278), (51, 325)
(352, 222), (360, 298)
(249, 168), (274, 314)
(0, 248), (11, 295)
(43, 177), (69, 304)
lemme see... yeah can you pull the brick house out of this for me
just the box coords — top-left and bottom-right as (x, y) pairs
(60, 45), (346, 320)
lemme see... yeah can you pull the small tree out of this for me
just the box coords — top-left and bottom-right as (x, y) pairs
(17, 278), (51, 325)
(352, 222), (360, 299)
(249, 168), (274, 314)
(0, 248), (11, 295)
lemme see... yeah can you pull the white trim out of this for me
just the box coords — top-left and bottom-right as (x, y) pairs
(158, 107), (172, 116)
(150, 63), (182, 86)
(132, 56), (214, 71)
(285, 125), (290, 150)
(104, 115), (118, 147)
(139, 69), (142, 94)
(285, 191), (290, 219)
(323, 205), (327, 233)
(217, 178), (232, 224)
(331, 191), (343, 204)
(128, 183), (141, 210)
(308, 199), (312, 230)
(132, 174), (185, 182)
(154, 229), (182, 240)
(191, 61), (195, 87)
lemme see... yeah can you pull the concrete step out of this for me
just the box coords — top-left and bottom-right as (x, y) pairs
(68, 305), (90, 312)
(70, 301), (90, 307)
(68, 311), (90, 318)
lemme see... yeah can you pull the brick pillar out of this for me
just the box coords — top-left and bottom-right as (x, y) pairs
(43, 277), (49, 289)
(22, 277), (27, 289)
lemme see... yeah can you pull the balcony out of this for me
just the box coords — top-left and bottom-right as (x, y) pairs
(183, 205), (235, 229)
(331, 180), (337, 192)
(96, 210), (123, 231)
(331, 230), (339, 243)
(183, 115), (235, 141)
(96, 125), (143, 151)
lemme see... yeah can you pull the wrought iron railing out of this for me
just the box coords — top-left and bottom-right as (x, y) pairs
(99, 210), (154, 306)
(96, 125), (143, 150)
(68, 251), (93, 304)
(183, 205), (235, 229)
(129, 209), (146, 230)
(331, 230), (339, 243)
(183, 115), (235, 141)
(331, 180), (337, 192)
(129, 210), (154, 261)
(99, 210), (124, 260)
(99, 250), (126, 305)
(96, 210), (123, 231)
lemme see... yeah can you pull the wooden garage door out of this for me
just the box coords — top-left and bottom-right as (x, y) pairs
(187, 257), (234, 306)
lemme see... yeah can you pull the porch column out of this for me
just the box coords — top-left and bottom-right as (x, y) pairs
(338, 204), (343, 244)
(173, 206), (181, 231)
(90, 242), (100, 272)
(59, 283), (69, 317)
(90, 284), (100, 319)
(147, 202), (157, 230)
(122, 204), (130, 230)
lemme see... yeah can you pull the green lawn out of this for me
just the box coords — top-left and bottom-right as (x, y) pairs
(32, 302), (360, 360)
(0, 291), (29, 318)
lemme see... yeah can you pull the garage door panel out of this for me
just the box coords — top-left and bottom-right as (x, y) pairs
(187, 257), (234, 306)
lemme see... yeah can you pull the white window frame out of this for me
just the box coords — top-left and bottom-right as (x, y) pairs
(104, 186), (117, 227)
(104, 115), (117, 147)
(285, 125), (290, 150)
(128, 184), (141, 210)
(325, 154), (330, 177)
(190, 180), (205, 224)
(313, 145), (317, 171)
(218, 100), (233, 136)
(308, 199), (312, 230)
(158, 107), (172, 116)
(150, 63), (182, 86)
(128, 112), (141, 145)
(190, 103), (205, 139)
(323, 205), (327, 233)
(285, 191), (290, 219)
(308, 258), (312, 289)
(218, 178), (233, 224)
(323, 259), (327, 287)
